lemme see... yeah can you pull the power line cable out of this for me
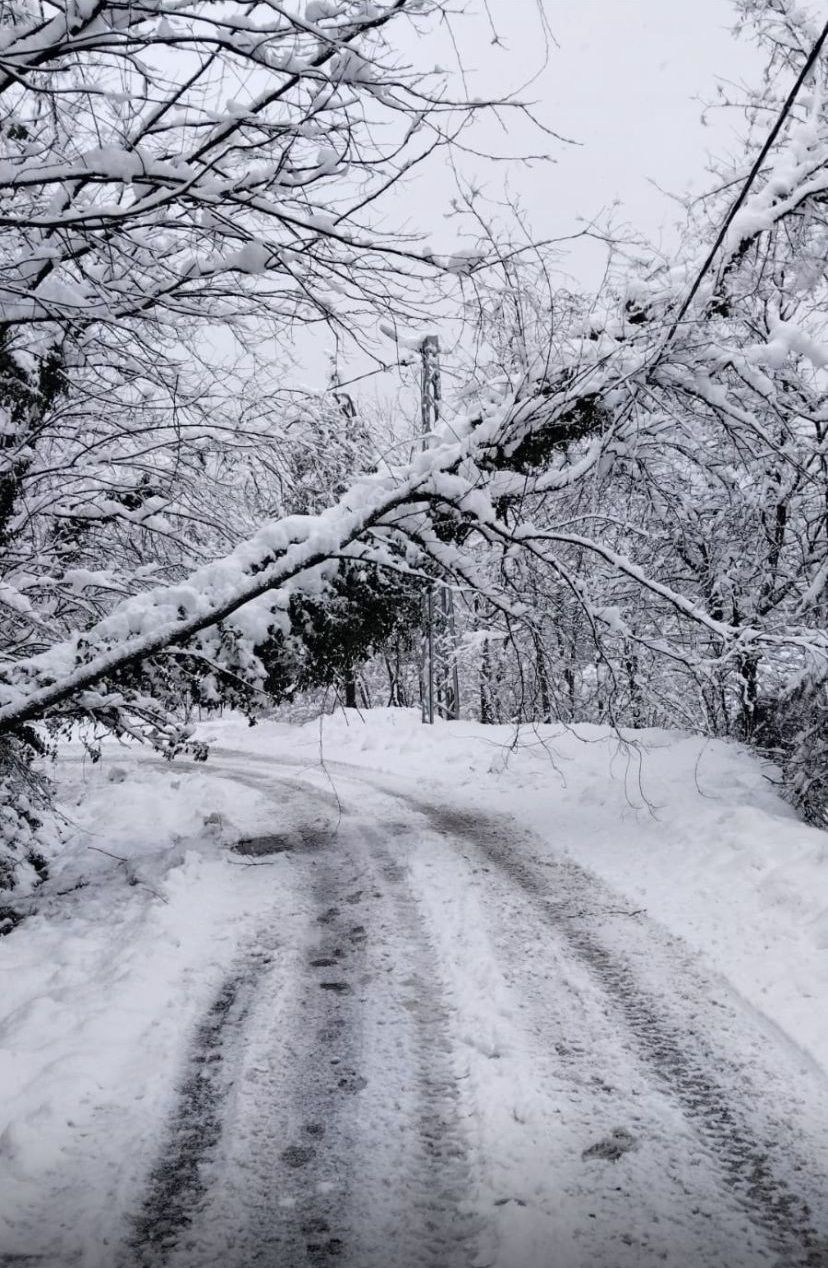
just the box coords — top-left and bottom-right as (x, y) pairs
(656, 17), (828, 359)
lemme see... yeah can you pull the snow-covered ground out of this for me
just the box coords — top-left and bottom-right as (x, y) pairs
(0, 710), (826, 1266)
(197, 707), (828, 1071)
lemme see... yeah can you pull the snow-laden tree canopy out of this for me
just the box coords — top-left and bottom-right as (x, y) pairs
(0, 0), (488, 732)
(1, 0), (828, 888)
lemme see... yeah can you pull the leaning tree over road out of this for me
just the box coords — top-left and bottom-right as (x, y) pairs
(0, 0), (509, 883)
(2, 0), (828, 890)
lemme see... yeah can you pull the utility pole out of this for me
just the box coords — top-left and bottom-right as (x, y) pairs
(419, 336), (438, 725)
(419, 335), (460, 723)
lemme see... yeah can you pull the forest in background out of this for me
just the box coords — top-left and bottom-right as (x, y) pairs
(0, 0), (826, 893)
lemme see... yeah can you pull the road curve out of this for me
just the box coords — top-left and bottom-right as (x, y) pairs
(125, 762), (828, 1268)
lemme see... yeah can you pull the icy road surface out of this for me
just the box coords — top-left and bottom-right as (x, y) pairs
(118, 755), (828, 1268)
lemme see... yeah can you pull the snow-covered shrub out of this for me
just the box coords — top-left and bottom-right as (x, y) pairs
(755, 676), (828, 830)
(258, 563), (423, 708)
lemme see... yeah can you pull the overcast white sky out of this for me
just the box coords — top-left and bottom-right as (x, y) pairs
(399, 0), (764, 289)
(249, 0), (770, 395)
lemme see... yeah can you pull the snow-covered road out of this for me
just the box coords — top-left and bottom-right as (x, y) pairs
(122, 756), (828, 1268)
(3, 717), (828, 1268)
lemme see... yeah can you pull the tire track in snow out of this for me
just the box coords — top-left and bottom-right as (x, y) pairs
(352, 827), (479, 1268)
(127, 825), (363, 1268)
(219, 815), (481, 1268)
(125, 942), (278, 1266)
(121, 770), (347, 1267)
(412, 800), (828, 1268)
(198, 765), (480, 1264)
(122, 773), (480, 1268)
(207, 833), (370, 1268)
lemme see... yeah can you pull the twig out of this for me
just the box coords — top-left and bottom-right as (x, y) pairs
(52, 879), (89, 898)
(88, 845), (129, 863)
(87, 846), (169, 903)
(548, 903), (645, 920)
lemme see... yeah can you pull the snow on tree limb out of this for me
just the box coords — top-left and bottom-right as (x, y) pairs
(2, 352), (825, 734)
(0, 0), (827, 854)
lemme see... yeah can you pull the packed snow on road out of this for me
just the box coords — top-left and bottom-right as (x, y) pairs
(1, 710), (827, 1268)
